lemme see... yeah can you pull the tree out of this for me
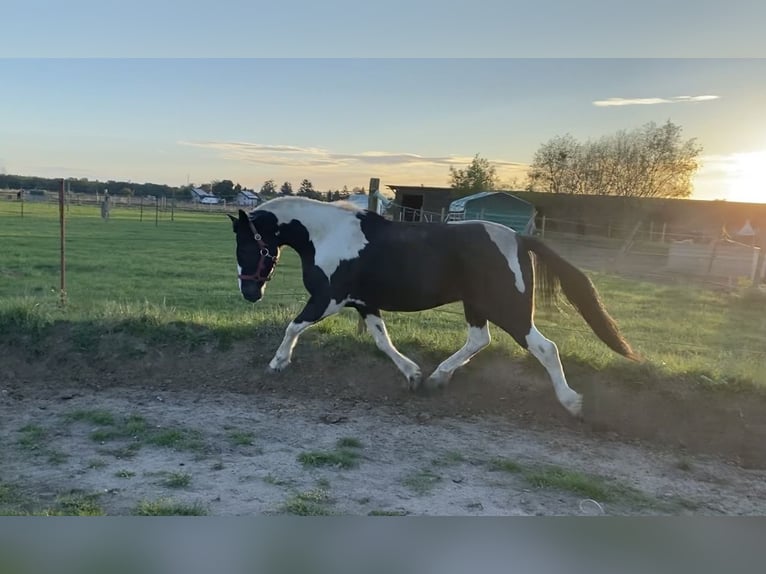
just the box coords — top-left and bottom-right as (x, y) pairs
(212, 179), (236, 201)
(280, 181), (293, 195)
(449, 153), (499, 196)
(260, 179), (276, 196)
(298, 179), (314, 195)
(528, 121), (703, 198)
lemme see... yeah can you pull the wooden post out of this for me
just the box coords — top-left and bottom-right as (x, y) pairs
(20, 191), (24, 218)
(59, 179), (66, 307)
(649, 221), (654, 241)
(541, 215), (546, 238)
(441, 207), (445, 222)
(140, 197), (144, 222)
(752, 232), (765, 288)
(155, 197), (159, 227)
(661, 222), (667, 243)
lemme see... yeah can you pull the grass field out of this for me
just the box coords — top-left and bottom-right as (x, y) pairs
(1, 201), (765, 390)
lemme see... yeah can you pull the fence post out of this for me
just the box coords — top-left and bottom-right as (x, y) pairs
(649, 221), (654, 241)
(661, 222), (667, 243)
(140, 197), (144, 222)
(155, 197), (159, 227)
(541, 215), (546, 238)
(20, 192), (24, 218)
(359, 178), (380, 335)
(59, 179), (66, 307)
(752, 232), (765, 288)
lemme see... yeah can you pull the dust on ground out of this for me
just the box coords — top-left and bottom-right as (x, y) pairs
(1, 339), (765, 516)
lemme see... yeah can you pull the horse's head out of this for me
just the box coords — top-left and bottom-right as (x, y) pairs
(228, 209), (281, 302)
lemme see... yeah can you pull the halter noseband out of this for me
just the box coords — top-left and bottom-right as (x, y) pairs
(238, 217), (280, 283)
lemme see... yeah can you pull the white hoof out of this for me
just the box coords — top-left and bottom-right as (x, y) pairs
(268, 356), (290, 372)
(405, 367), (422, 391)
(561, 392), (583, 418)
(425, 369), (452, 390)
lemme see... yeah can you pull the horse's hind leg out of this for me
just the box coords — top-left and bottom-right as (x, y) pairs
(357, 307), (422, 390)
(425, 305), (490, 389)
(523, 324), (582, 417)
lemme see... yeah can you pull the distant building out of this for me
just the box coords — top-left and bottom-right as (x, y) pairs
(190, 187), (220, 204)
(237, 189), (262, 207)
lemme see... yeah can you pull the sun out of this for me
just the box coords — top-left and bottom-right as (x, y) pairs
(727, 150), (766, 203)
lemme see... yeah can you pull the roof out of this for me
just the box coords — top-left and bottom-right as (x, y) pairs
(386, 184), (454, 195)
(449, 191), (533, 212)
(191, 187), (214, 198)
(238, 190), (260, 199)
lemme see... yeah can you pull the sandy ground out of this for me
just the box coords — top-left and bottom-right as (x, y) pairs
(2, 338), (765, 516)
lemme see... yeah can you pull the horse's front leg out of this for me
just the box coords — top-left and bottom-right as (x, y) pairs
(268, 297), (333, 372)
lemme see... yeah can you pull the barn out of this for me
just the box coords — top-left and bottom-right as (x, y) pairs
(386, 185), (454, 222)
(448, 191), (536, 233)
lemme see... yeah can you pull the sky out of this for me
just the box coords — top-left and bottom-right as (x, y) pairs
(2, 3), (765, 203)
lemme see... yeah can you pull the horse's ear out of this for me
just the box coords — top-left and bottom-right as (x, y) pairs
(227, 213), (237, 232)
(238, 209), (249, 222)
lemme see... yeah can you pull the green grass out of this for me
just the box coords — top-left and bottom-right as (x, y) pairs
(298, 448), (360, 469)
(226, 429), (256, 446)
(160, 472), (192, 489)
(282, 489), (333, 516)
(17, 424), (47, 451)
(133, 499), (207, 516)
(336, 437), (363, 449)
(0, 202), (764, 392)
(71, 411), (208, 455)
(402, 468), (442, 495)
(488, 458), (692, 510)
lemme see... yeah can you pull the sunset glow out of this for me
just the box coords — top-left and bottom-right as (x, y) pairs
(726, 150), (766, 203)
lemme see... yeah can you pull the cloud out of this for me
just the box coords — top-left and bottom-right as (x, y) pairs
(593, 95), (720, 107)
(178, 140), (527, 171)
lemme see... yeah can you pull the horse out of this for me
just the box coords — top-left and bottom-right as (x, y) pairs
(228, 196), (638, 417)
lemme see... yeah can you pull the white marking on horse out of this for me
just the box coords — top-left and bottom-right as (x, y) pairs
(364, 314), (421, 386)
(428, 323), (491, 387)
(261, 198), (368, 279)
(237, 264), (242, 291)
(269, 320), (313, 371)
(449, 220), (526, 293)
(525, 325), (582, 416)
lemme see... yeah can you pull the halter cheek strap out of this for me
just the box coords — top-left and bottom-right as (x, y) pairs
(238, 219), (280, 283)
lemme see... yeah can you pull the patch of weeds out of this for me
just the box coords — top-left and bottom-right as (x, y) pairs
(489, 458), (663, 509)
(488, 458), (524, 474)
(432, 451), (466, 467)
(102, 443), (142, 460)
(17, 424), (46, 451)
(336, 437), (363, 449)
(0, 481), (27, 514)
(115, 469), (135, 479)
(676, 457), (694, 472)
(88, 413), (208, 455)
(368, 509), (409, 516)
(133, 499), (207, 516)
(64, 409), (115, 426)
(48, 491), (105, 516)
(403, 469), (442, 495)
(298, 449), (360, 470)
(210, 461), (225, 471)
(282, 489), (332, 516)
(263, 474), (293, 487)
(47, 450), (69, 465)
(88, 459), (108, 470)
(147, 428), (207, 453)
(160, 472), (192, 489)
(227, 429), (255, 447)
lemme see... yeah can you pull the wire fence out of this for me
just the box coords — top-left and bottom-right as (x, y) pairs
(2, 190), (764, 360)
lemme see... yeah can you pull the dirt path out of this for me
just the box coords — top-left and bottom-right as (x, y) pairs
(2, 340), (765, 516)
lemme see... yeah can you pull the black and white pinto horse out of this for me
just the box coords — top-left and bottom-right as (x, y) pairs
(229, 196), (638, 417)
